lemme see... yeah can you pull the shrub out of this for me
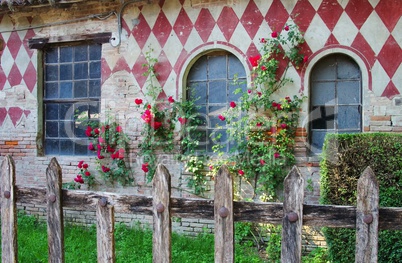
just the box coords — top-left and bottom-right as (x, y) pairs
(320, 133), (402, 263)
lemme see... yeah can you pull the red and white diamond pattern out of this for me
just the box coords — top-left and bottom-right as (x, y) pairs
(0, 0), (401, 127)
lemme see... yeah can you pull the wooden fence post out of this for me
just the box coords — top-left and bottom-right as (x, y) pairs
(281, 166), (304, 263)
(1, 155), (18, 263)
(97, 197), (115, 263)
(214, 165), (234, 263)
(355, 166), (379, 263)
(46, 157), (65, 263)
(152, 164), (172, 263)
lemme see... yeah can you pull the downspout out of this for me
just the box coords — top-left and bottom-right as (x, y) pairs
(110, 0), (150, 47)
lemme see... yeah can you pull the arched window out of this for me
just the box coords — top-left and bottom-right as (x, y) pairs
(309, 54), (362, 153)
(186, 51), (247, 153)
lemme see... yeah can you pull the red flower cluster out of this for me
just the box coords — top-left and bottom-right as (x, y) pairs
(111, 148), (125, 160)
(272, 102), (282, 110)
(141, 109), (162, 130)
(102, 165), (110, 173)
(74, 161), (91, 184)
(142, 162), (149, 173)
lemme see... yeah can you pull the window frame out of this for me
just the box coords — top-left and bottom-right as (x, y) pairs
(30, 33), (111, 156)
(308, 53), (362, 154)
(186, 50), (247, 154)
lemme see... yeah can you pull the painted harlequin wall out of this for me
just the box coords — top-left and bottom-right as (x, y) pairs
(0, 0), (401, 203)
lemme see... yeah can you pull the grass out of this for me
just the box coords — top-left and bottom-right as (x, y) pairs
(1, 214), (265, 262)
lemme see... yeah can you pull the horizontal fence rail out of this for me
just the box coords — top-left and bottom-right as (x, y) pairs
(13, 186), (402, 230)
(1, 155), (402, 263)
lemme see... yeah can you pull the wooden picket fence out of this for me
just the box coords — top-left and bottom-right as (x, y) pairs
(1, 155), (402, 263)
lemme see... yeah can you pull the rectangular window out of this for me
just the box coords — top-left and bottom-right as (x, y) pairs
(43, 43), (101, 155)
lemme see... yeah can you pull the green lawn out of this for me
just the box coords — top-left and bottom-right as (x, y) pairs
(1, 214), (265, 263)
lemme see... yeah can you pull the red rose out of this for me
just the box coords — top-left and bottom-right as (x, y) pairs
(88, 142), (95, 151)
(141, 110), (153, 123)
(257, 92), (262, 97)
(147, 104), (151, 109)
(134, 98), (143, 105)
(209, 165), (213, 170)
(118, 148), (125, 159)
(85, 126), (92, 137)
(261, 65), (267, 71)
(260, 38), (266, 43)
(84, 171), (91, 176)
(272, 102), (278, 107)
(230, 101), (236, 108)
(97, 149), (105, 159)
(116, 126), (123, 132)
(238, 170), (245, 176)
(248, 55), (261, 67)
(178, 117), (187, 124)
(102, 166), (110, 173)
(168, 96), (175, 103)
(78, 160), (84, 168)
(274, 152), (280, 159)
(260, 159), (265, 165)
(74, 175), (84, 184)
(284, 25), (289, 31)
(142, 162), (149, 173)
(107, 145), (114, 153)
(247, 89), (252, 94)
(83, 163), (88, 169)
(285, 96), (291, 102)
(151, 121), (162, 130)
(271, 31), (278, 38)
(94, 128), (100, 135)
(256, 122), (262, 127)
(218, 115), (226, 121)
(281, 123), (287, 129)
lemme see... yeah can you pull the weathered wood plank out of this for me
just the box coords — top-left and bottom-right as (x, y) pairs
(1, 155), (18, 263)
(46, 157), (65, 263)
(281, 166), (304, 263)
(152, 164), (171, 263)
(355, 167), (379, 263)
(214, 165), (234, 263)
(12, 187), (402, 230)
(96, 198), (115, 263)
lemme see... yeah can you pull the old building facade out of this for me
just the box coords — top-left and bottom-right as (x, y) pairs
(0, 0), (401, 206)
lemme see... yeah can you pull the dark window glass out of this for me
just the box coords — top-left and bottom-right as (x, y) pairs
(44, 43), (101, 155)
(309, 54), (362, 153)
(187, 51), (247, 153)
(60, 47), (73, 63)
(45, 83), (58, 99)
(46, 65), (58, 81)
(90, 61), (101, 78)
(60, 82), (73, 98)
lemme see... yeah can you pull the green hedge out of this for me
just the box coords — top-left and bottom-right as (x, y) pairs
(320, 133), (402, 262)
